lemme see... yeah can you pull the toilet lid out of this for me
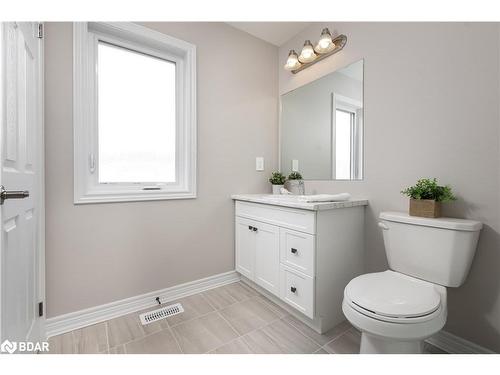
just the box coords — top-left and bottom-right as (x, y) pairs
(345, 271), (441, 318)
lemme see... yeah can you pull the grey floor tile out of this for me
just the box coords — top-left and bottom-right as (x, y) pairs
(213, 337), (254, 354)
(73, 322), (108, 354)
(313, 348), (330, 354)
(203, 282), (257, 310)
(241, 319), (320, 354)
(220, 297), (280, 335)
(172, 311), (239, 353)
(166, 294), (214, 326)
(256, 296), (289, 318)
(108, 345), (126, 354)
(283, 315), (352, 346)
(424, 342), (448, 354)
(104, 306), (170, 348)
(107, 312), (147, 348)
(48, 332), (75, 354)
(324, 328), (361, 354)
(125, 329), (182, 354)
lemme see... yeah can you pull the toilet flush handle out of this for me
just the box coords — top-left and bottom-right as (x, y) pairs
(378, 222), (389, 230)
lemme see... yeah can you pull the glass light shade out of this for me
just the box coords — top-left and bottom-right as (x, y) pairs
(314, 28), (335, 53)
(284, 49), (301, 71)
(298, 40), (317, 63)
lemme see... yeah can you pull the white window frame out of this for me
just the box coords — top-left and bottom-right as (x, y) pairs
(331, 93), (363, 180)
(73, 22), (196, 204)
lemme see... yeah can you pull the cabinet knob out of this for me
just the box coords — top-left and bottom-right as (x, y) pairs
(291, 248), (298, 254)
(252, 227), (258, 232)
(248, 226), (253, 231)
(290, 286), (297, 293)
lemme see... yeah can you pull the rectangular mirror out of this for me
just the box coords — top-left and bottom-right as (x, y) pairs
(280, 59), (364, 180)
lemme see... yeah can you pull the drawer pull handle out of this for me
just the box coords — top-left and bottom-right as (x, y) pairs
(290, 286), (297, 293)
(291, 248), (298, 254)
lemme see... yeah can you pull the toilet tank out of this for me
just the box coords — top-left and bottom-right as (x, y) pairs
(379, 212), (482, 287)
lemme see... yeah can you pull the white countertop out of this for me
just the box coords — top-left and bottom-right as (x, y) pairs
(231, 194), (368, 211)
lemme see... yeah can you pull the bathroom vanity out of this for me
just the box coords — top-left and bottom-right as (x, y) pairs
(232, 194), (367, 333)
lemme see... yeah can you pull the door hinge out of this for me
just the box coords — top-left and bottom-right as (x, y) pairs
(38, 301), (44, 317)
(36, 23), (43, 39)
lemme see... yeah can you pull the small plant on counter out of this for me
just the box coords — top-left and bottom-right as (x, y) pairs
(286, 171), (304, 194)
(287, 171), (303, 180)
(401, 178), (456, 218)
(269, 171), (286, 185)
(269, 171), (286, 195)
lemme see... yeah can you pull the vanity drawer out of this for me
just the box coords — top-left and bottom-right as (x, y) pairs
(279, 265), (314, 319)
(280, 228), (315, 277)
(235, 201), (316, 234)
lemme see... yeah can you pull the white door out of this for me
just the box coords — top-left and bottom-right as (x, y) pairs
(235, 217), (255, 280)
(0, 22), (44, 345)
(254, 222), (279, 295)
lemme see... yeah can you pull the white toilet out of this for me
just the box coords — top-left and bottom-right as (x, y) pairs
(342, 211), (482, 354)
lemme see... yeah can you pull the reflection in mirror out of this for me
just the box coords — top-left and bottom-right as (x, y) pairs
(280, 59), (363, 180)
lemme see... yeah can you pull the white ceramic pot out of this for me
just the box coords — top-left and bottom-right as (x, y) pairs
(285, 180), (305, 195)
(272, 185), (284, 194)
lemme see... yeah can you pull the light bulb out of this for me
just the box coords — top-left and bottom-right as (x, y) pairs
(298, 40), (317, 63)
(314, 28), (335, 54)
(284, 49), (301, 71)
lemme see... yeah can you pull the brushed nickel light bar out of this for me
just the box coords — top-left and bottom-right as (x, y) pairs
(284, 29), (347, 74)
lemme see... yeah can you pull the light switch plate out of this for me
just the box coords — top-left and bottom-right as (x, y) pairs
(256, 157), (264, 171)
(292, 159), (299, 172)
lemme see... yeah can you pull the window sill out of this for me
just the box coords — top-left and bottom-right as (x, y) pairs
(74, 191), (197, 205)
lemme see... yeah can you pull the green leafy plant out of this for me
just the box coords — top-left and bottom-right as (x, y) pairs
(401, 178), (456, 202)
(288, 172), (303, 180)
(269, 171), (286, 185)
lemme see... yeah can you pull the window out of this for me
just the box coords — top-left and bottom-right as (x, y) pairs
(335, 109), (353, 180)
(73, 23), (196, 203)
(333, 94), (363, 180)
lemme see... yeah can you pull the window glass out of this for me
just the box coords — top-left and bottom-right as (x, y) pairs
(335, 109), (352, 179)
(97, 42), (176, 183)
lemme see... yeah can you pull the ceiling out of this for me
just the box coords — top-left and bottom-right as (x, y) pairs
(227, 22), (311, 47)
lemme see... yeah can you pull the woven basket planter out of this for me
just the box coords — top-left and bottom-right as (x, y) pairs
(409, 199), (441, 218)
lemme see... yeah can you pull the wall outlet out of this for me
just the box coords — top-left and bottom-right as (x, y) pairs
(256, 157), (265, 171)
(292, 159), (299, 172)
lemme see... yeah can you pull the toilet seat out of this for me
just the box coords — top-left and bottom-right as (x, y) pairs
(344, 270), (442, 324)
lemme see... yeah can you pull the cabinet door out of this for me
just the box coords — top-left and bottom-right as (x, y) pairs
(254, 221), (280, 295)
(235, 217), (255, 280)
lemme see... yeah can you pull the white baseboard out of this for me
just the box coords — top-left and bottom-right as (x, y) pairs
(46, 270), (241, 338)
(426, 330), (495, 354)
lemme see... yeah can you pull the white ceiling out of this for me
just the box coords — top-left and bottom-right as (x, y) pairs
(227, 22), (311, 47)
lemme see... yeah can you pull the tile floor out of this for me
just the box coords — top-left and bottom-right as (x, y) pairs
(48, 281), (447, 354)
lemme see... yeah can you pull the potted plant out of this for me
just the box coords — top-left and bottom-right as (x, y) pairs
(401, 178), (456, 218)
(285, 171), (305, 195)
(269, 171), (286, 194)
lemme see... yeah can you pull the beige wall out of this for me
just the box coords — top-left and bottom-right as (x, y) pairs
(279, 22), (500, 352)
(44, 22), (278, 317)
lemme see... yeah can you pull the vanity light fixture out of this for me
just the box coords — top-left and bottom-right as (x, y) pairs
(315, 28), (335, 53)
(284, 28), (347, 74)
(298, 40), (316, 63)
(284, 49), (301, 71)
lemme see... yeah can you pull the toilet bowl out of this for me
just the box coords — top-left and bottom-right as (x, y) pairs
(342, 212), (482, 354)
(343, 270), (447, 353)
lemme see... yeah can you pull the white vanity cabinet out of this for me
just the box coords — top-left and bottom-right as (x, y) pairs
(233, 195), (367, 334)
